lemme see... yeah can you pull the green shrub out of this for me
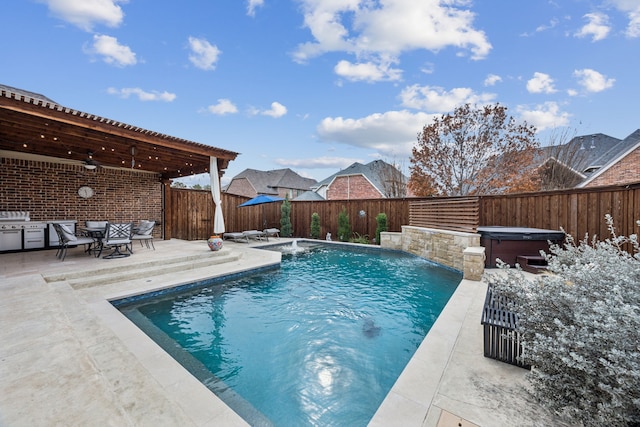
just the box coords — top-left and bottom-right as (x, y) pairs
(337, 207), (351, 242)
(310, 212), (320, 239)
(280, 197), (292, 237)
(488, 215), (640, 426)
(375, 213), (387, 245)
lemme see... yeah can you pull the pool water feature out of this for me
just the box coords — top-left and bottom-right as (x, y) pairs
(116, 244), (462, 426)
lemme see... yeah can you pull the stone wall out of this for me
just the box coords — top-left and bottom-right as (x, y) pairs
(381, 226), (484, 280)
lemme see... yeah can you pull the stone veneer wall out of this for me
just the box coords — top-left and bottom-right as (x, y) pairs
(380, 226), (485, 281)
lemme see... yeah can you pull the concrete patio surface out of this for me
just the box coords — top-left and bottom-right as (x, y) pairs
(0, 238), (566, 426)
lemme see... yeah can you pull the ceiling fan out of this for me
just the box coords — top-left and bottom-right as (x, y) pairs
(83, 151), (101, 170)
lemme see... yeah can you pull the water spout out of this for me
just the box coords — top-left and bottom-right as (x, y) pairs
(281, 239), (305, 254)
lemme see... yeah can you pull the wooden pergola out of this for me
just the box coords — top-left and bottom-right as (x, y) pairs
(0, 85), (238, 179)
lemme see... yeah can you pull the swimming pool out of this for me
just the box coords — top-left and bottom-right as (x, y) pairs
(115, 243), (462, 426)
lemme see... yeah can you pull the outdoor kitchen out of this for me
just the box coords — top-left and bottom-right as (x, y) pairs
(0, 211), (76, 252)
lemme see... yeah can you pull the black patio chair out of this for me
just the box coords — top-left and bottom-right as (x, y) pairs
(98, 222), (133, 259)
(52, 223), (96, 262)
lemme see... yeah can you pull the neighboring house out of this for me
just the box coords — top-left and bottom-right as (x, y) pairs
(224, 168), (317, 199)
(576, 129), (640, 188)
(536, 130), (640, 189)
(313, 160), (410, 200)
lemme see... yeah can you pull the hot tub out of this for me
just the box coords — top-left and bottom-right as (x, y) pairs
(478, 226), (565, 268)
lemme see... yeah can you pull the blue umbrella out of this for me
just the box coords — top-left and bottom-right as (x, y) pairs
(237, 194), (284, 207)
(238, 194), (285, 228)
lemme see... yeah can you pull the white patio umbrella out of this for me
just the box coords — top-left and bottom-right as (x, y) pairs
(210, 156), (225, 234)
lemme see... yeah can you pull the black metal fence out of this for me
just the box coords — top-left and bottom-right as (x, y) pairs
(481, 284), (530, 369)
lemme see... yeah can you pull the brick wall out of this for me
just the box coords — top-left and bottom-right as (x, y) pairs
(326, 175), (383, 200)
(0, 157), (162, 235)
(585, 146), (640, 187)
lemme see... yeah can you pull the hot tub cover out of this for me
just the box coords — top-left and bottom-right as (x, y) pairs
(477, 226), (565, 241)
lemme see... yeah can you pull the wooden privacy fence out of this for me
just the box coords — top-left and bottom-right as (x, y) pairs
(168, 189), (410, 241)
(289, 198), (410, 241)
(409, 197), (479, 233)
(169, 183), (640, 248)
(478, 184), (640, 246)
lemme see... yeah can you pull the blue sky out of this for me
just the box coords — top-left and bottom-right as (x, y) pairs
(3, 0), (639, 186)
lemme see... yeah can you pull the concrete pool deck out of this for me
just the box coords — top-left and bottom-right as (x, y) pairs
(0, 238), (565, 426)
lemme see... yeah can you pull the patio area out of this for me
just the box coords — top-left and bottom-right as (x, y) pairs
(0, 239), (567, 426)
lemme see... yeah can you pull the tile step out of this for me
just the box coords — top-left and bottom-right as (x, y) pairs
(44, 251), (242, 288)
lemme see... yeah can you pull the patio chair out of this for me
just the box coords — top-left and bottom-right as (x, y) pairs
(52, 223), (96, 262)
(131, 220), (155, 251)
(223, 232), (249, 243)
(243, 230), (266, 241)
(263, 228), (280, 240)
(98, 222), (133, 259)
(85, 220), (108, 230)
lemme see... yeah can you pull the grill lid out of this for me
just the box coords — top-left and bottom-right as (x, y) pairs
(0, 211), (30, 222)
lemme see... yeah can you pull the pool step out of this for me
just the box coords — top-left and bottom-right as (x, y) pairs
(44, 250), (242, 288)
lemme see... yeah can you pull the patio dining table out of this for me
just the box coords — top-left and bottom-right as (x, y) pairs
(79, 226), (107, 256)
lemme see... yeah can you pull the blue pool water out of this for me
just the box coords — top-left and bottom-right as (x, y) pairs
(116, 243), (461, 426)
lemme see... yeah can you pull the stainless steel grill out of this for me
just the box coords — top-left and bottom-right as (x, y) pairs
(0, 211), (48, 251)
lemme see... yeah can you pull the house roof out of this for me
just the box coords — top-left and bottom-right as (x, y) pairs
(577, 129), (640, 187)
(537, 133), (619, 171)
(292, 190), (325, 201)
(0, 84), (239, 179)
(227, 168), (317, 195)
(315, 160), (406, 196)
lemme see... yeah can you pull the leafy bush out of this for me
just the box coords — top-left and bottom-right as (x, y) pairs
(310, 212), (320, 239)
(280, 197), (292, 237)
(488, 215), (640, 426)
(375, 213), (387, 245)
(337, 207), (351, 242)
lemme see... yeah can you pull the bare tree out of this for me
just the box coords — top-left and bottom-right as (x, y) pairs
(537, 128), (588, 190)
(410, 103), (540, 196)
(378, 158), (408, 198)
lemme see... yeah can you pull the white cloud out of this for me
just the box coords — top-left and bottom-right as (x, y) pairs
(207, 99), (238, 115)
(573, 68), (615, 92)
(247, 0), (264, 16)
(275, 156), (363, 169)
(526, 72), (557, 94)
(252, 102), (287, 118)
(39, 0), (126, 31)
(535, 18), (559, 33)
(293, 0), (491, 82)
(484, 74), (502, 86)
(316, 110), (436, 157)
(334, 59), (402, 82)
(575, 12), (610, 41)
(399, 84), (496, 113)
(516, 102), (570, 132)
(608, 0), (640, 37)
(188, 36), (221, 70)
(86, 34), (136, 66)
(106, 87), (176, 102)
